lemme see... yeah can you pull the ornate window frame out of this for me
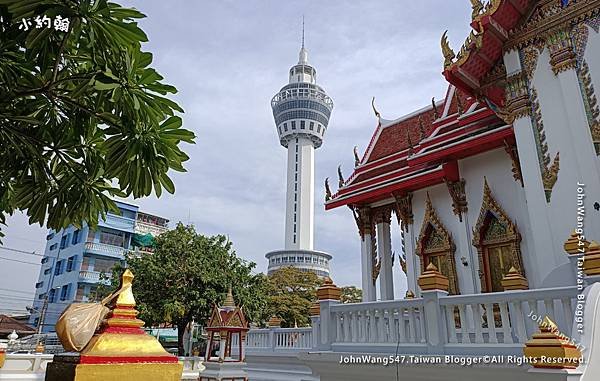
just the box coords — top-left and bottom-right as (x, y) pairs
(416, 193), (459, 294)
(472, 179), (524, 292)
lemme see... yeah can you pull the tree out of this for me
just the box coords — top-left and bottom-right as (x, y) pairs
(264, 267), (323, 327)
(340, 286), (362, 304)
(99, 223), (267, 356)
(0, 1), (195, 238)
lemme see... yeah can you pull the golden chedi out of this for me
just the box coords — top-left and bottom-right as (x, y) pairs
(45, 270), (182, 381)
(316, 277), (341, 301)
(583, 241), (600, 276)
(523, 317), (582, 369)
(501, 267), (529, 290)
(417, 263), (449, 292)
(563, 230), (589, 255)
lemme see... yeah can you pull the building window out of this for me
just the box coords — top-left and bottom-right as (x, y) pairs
(49, 244), (57, 251)
(60, 284), (70, 301)
(44, 268), (51, 275)
(35, 281), (43, 289)
(38, 293), (46, 300)
(278, 126), (282, 134)
(87, 229), (96, 242)
(99, 230), (125, 247)
(33, 318), (39, 327)
(41, 257), (49, 264)
(76, 285), (86, 301)
(72, 230), (80, 245)
(60, 234), (69, 249)
(283, 123), (288, 132)
(66, 256), (76, 272)
(46, 233), (54, 241)
(94, 258), (118, 273)
(300, 121), (305, 129)
(291, 121), (296, 130)
(54, 260), (63, 276)
(81, 256), (91, 271)
(317, 125), (322, 133)
(48, 289), (56, 303)
(309, 122), (314, 131)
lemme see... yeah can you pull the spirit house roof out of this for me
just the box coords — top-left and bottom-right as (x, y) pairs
(325, 85), (514, 210)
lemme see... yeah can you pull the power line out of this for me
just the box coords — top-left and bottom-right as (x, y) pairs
(0, 255), (41, 266)
(0, 246), (43, 256)
(0, 287), (34, 295)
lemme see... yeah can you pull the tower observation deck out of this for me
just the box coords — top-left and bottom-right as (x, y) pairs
(266, 41), (333, 278)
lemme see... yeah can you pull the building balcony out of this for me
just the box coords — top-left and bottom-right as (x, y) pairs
(98, 213), (136, 232)
(78, 270), (111, 285)
(83, 241), (126, 258)
(134, 220), (168, 236)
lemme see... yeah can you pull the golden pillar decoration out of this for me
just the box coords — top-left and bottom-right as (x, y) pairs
(417, 263), (449, 292)
(45, 269), (183, 381)
(500, 267), (528, 290)
(523, 317), (582, 369)
(583, 241), (600, 276)
(564, 230), (590, 255)
(317, 278), (341, 301)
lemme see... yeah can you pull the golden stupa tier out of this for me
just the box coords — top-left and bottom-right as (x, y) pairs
(523, 317), (582, 369)
(45, 270), (182, 381)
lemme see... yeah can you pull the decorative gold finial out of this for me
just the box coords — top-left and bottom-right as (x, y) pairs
(501, 266), (529, 290)
(406, 129), (413, 152)
(371, 97), (381, 119)
(583, 241), (600, 276)
(405, 290), (415, 299)
(325, 177), (332, 201)
(115, 269), (136, 307)
(441, 30), (456, 69)
(542, 152), (560, 201)
(223, 287), (235, 309)
(523, 316), (582, 369)
(432, 97), (439, 119)
(418, 115), (426, 140)
(317, 277), (341, 301)
(564, 230), (589, 255)
(470, 0), (484, 19)
(418, 262), (449, 291)
(353, 146), (360, 167)
(337, 165), (344, 188)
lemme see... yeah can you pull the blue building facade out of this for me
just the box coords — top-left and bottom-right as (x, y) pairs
(28, 201), (168, 332)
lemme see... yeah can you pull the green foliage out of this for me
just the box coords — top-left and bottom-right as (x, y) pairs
(340, 285), (362, 304)
(97, 223), (267, 355)
(264, 267), (323, 327)
(0, 0), (195, 238)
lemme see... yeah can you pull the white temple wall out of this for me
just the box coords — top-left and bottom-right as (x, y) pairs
(458, 148), (536, 289)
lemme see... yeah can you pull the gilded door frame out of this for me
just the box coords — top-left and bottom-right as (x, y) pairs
(416, 193), (459, 294)
(472, 179), (524, 293)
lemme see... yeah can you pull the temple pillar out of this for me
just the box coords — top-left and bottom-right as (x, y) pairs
(502, 50), (556, 288)
(375, 207), (394, 301)
(357, 207), (376, 302)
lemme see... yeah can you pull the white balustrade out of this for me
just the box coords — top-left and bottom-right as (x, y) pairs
(242, 328), (312, 353)
(438, 286), (578, 353)
(83, 241), (126, 257)
(0, 354), (53, 380)
(329, 299), (427, 353)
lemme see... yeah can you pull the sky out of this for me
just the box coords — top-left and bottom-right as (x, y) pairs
(0, 1), (474, 314)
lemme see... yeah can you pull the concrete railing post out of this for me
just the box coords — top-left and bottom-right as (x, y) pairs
(418, 263), (449, 355)
(316, 277), (341, 351)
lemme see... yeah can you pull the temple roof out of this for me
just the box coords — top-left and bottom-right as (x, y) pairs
(442, 0), (532, 106)
(0, 314), (36, 336)
(326, 85), (512, 210)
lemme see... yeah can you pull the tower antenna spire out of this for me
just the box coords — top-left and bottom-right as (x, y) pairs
(302, 15), (305, 49)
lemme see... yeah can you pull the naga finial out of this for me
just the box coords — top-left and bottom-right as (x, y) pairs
(353, 146), (360, 167)
(325, 177), (332, 201)
(432, 97), (439, 119)
(470, 0), (484, 19)
(418, 115), (426, 140)
(371, 97), (381, 119)
(441, 30), (455, 69)
(337, 165), (345, 188)
(406, 129), (413, 151)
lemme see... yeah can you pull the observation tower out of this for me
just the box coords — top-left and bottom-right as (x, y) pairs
(266, 32), (333, 278)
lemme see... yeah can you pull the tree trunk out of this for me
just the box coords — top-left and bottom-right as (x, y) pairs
(177, 320), (188, 357)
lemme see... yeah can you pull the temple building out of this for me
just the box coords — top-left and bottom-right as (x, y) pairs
(326, 0), (600, 302)
(265, 31), (334, 278)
